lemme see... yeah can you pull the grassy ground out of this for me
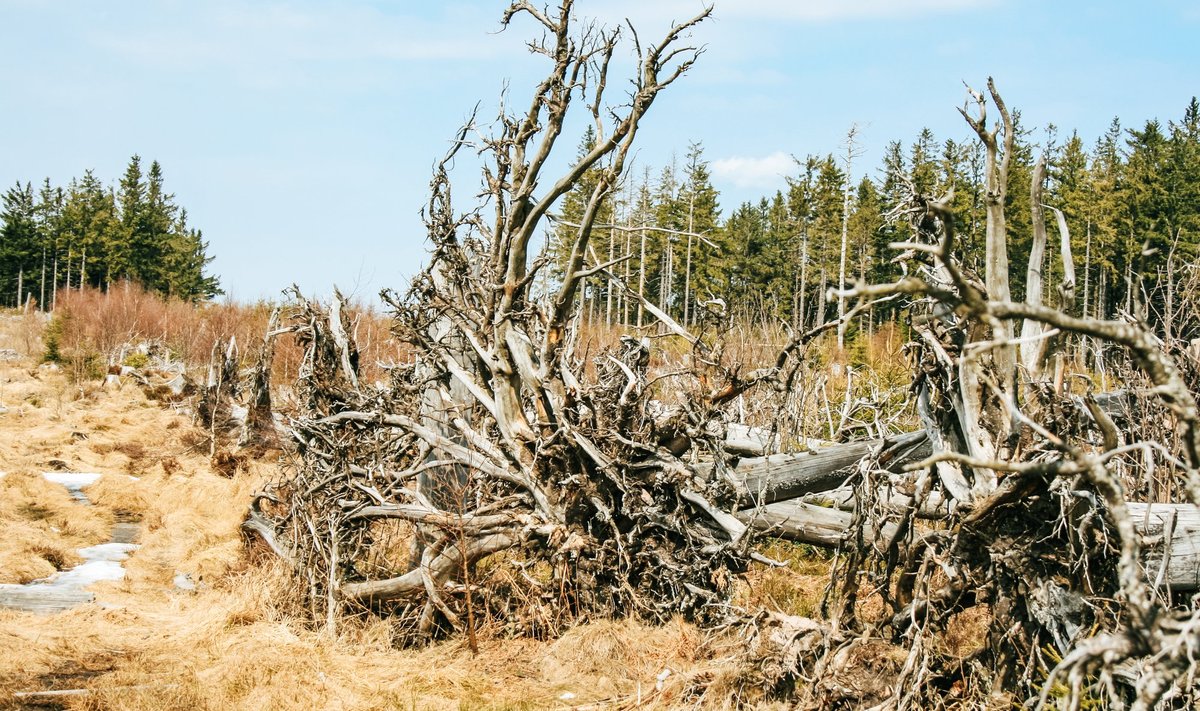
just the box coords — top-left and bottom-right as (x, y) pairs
(0, 317), (833, 710)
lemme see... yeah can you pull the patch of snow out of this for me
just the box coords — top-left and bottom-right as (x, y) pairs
(173, 570), (196, 592)
(41, 472), (102, 504)
(52, 559), (127, 587)
(41, 472), (102, 489)
(0, 473), (142, 613)
(78, 542), (138, 562)
(0, 541), (138, 612)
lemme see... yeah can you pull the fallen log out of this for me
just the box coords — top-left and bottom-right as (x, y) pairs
(739, 497), (1200, 592)
(737, 500), (874, 548)
(724, 423), (827, 457)
(727, 430), (931, 506)
(1131, 502), (1200, 590)
(725, 390), (1135, 507)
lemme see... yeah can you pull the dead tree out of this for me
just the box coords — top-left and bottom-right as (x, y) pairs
(791, 82), (1200, 710)
(245, 1), (839, 639)
(239, 306), (283, 449)
(958, 78), (1018, 468)
(196, 336), (239, 458)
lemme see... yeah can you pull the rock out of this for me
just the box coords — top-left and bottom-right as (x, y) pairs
(104, 374), (122, 389)
(173, 571), (197, 592)
(0, 348), (19, 361)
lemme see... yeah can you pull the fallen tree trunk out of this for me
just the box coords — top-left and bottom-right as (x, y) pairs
(1130, 502), (1200, 590)
(737, 500), (879, 547)
(725, 430), (931, 506)
(741, 496), (1200, 591)
(724, 391), (1133, 507)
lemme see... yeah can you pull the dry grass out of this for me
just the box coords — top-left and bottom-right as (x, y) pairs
(0, 309), (948, 710)
(737, 540), (833, 619)
(0, 472), (110, 584)
(0, 340), (792, 710)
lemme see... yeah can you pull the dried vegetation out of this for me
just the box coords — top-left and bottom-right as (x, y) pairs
(4, 4), (1200, 710)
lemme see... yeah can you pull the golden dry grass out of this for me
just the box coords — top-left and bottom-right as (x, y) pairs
(0, 471), (110, 584)
(46, 283), (400, 389)
(0, 323), (815, 711)
(0, 308), (980, 710)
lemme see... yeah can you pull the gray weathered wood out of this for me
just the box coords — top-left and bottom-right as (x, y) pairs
(725, 392), (1132, 508)
(1130, 502), (1200, 591)
(737, 500), (865, 548)
(729, 430), (931, 506)
(741, 497), (1200, 593)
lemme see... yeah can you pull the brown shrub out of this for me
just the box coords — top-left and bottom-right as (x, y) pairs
(45, 282), (401, 388)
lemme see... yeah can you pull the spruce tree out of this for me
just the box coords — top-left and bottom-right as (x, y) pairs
(140, 160), (177, 293)
(114, 154), (146, 284)
(677, 142), (721, 326)
(35, 179), (65, 308)
(0, 182), (38, 306)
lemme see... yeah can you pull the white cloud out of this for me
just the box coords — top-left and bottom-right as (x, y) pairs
(711, 151), (793, 189)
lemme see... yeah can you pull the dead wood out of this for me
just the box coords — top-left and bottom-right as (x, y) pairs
(234, 20), (1200, 711)
(239, 306), (282, 448)
(242, 1), (824, 641)
(195, 336), (238, 432)
(821, 88), (1200, 707)
(729, 430), (930, 506)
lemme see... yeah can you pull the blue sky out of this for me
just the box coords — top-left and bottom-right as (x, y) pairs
(1, 0), (1196, 302)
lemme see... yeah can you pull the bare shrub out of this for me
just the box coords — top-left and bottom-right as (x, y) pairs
(45, 281), (399, 389)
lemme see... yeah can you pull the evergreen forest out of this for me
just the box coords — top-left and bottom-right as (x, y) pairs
(554, 98), (1200, 344)
(0, 155), (221, 307)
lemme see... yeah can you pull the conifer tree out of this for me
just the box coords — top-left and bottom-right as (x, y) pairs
(1, 158), (221, 304)
(0, 182), (38, 306)
(35, 178), (64, 308)
(677, 142), (721, 326)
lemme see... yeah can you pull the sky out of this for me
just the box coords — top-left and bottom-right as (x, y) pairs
(1, 0), (1197, 303)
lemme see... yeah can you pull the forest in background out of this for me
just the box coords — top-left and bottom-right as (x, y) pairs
(555, 97), (1200, 345)
(2, 0), (1199, 703)
(4, 98), (1197, 351)
(0, 155), (221, 308)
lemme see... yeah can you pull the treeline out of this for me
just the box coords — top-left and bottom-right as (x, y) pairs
(556, 97), (1200, 341)
(0, 156), (221, 308)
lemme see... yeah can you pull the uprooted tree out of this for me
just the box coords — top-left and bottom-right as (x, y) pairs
(245, 0), (823, 638)
(785, 81), (1200, 709)
(242, 2), (1200, 707)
